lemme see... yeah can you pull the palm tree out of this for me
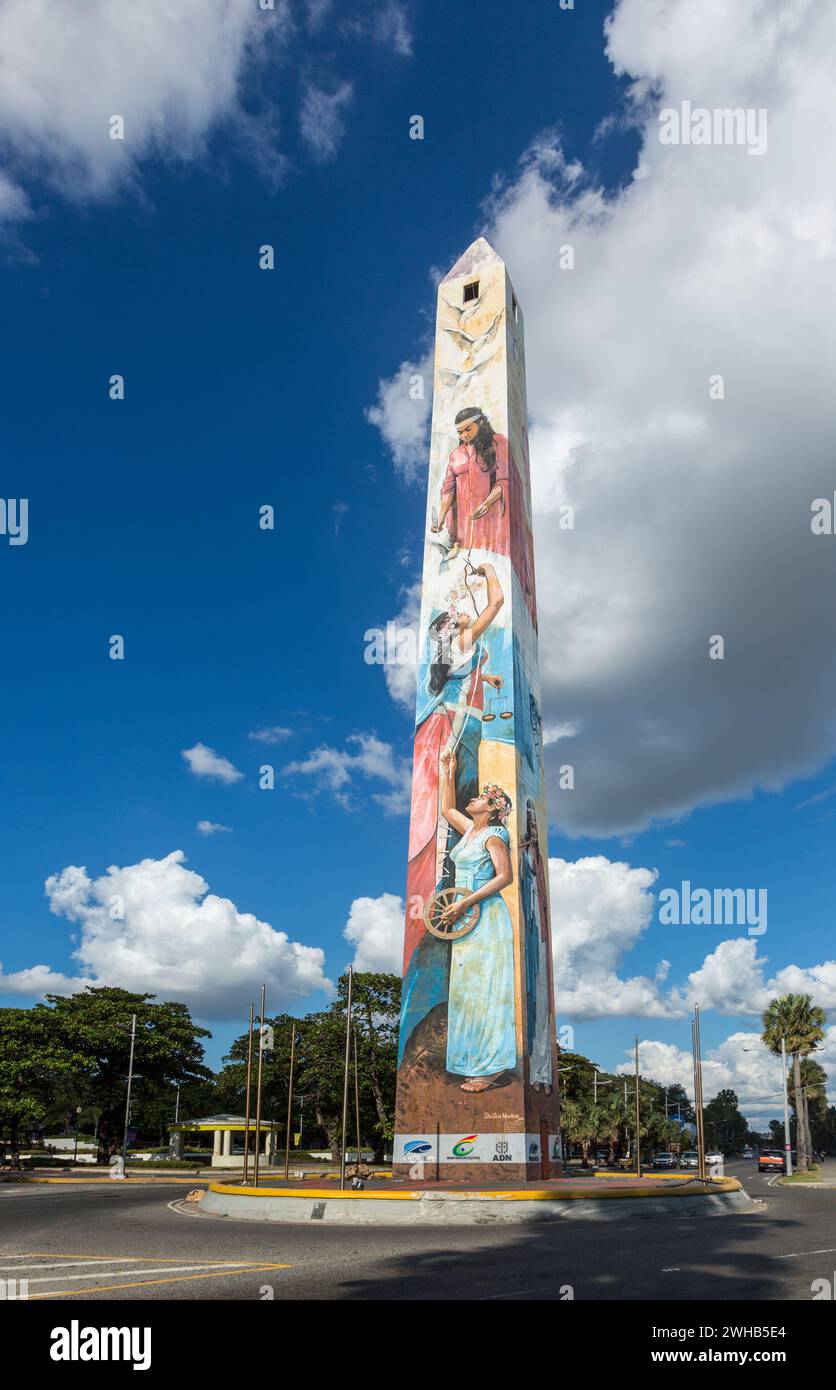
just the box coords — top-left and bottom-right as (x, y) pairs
(761, 993), (825, 1173)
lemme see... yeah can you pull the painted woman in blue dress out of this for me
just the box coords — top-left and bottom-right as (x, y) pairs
(437, 748), (516, 1092)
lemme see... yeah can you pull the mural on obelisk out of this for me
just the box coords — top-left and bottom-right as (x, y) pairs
(393, 238), (560, 1183)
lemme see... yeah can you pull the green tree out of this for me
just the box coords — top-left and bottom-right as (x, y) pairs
(0, 1008), (86, 1163)
(41, 988), (212, 1161)
(216, 974), (401, 1163)
(336, 972), (399, 1147)
(703, 1088), (749, 1154)
(762, 993), (826, 1173)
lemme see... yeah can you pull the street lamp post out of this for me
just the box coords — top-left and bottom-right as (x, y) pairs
(742, 1039), (793, 1178)
(780, 1036), (793, 1178)
(73, 1106), (82, 1162)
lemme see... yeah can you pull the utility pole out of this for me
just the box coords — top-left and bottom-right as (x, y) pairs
(634, 1036), (641, 1178)
(120, 1014), (137, 1177)
(339, 967), (354, 1191)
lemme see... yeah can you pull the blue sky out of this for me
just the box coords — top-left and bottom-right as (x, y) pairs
(2, 0), (835, 1124)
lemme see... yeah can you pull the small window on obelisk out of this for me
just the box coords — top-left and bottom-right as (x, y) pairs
(512, 294), (519, 320)
(463, 280), (480, 303)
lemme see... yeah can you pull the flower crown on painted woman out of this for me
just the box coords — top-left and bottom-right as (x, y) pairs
(482, 784), (512, 822)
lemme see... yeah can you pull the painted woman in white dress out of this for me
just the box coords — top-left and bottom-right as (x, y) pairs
(437, 749), (516, 1092)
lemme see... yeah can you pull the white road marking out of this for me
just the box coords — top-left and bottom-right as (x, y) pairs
(22, 1262), (261, 1285)
(0, 1258), (150, 1272)
(773, 1247), (836, 1260)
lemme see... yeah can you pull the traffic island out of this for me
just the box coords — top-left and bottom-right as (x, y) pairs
(198, 1175), (751, 1225)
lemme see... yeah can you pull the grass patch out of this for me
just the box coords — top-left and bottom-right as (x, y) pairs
(780, 1165), (820, 1183)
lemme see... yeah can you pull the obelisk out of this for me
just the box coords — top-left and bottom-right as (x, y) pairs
(393, 238), (560, 1184)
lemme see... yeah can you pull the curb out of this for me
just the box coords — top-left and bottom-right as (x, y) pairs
(199, 1177), (750, 1225)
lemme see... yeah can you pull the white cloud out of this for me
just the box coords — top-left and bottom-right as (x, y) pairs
(20, 850), (331, 1019)
(373, 1), (412, 57)
(283, 731), (411, 814)
(365, 354), (433, 482)
(0, 962), (91, 996)
(343, 891), (404, 972)
(551, 855), (677, 1020)
(248, 726), (293, 744)
(298, 80), (353, 162)
(196, 820), (232, 836)
(181, 743), (243, 784)
(0, 0), (290, 219)
(380, 579), (422, 713)
(370, 0), (836, 836)
(551, 855), (836, 1022)
(619, 1025), (836, 1119)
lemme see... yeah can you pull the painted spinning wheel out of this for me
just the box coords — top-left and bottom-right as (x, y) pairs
(422, 887), (481, 942)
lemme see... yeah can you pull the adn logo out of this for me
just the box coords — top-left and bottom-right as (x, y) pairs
(404, 1140), (432, 1155)
(452, 1135), (478, 1158)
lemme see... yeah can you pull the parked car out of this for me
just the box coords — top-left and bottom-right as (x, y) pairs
(680, 1150), (699, 1168)
(758, 1149), (785, 1173)
(594, 1150), (609, 1165)
(653, 1152), (676, 1169)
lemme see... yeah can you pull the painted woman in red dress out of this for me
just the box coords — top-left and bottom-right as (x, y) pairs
(431, 407), (537, 629)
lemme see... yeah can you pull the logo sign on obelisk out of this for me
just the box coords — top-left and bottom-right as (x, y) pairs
(393, 238), (560, 1184)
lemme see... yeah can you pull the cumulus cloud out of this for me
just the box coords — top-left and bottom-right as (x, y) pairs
(17, 850), (330, 1019)
(298, 79), (353, 162)
(620, 1026), (836, 1119)
(0, 0), (290, 219)
(196, 820), (232, 836)
(284, 731), (412, 813)
(181, 743), (243, 784)
(365, 354), (433, 482)
(378, 579), (422, 713)
(370, 0), (836, 836)
(551, 855), (676, 1019)
(344, 891), (404, 972)
(552, 855), (836, 1022)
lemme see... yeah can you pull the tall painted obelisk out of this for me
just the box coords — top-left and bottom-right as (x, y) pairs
(394, 238), (560, 1184)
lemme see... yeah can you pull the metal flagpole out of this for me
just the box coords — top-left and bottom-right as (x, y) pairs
(120, 1014), (137, 1178)
(242, 1004), (254, 1185)
(284, 1024), (296, 1180)
(634, 1036), (641, 1178)
(694, 1004), (706, 1181)
(253, 985), (266, 1188)
(353, 1028), (362, 1169)
(339, 968), (354, 1191)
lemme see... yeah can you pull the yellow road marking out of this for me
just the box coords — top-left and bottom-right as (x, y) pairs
(30, 1264), (290, 1299)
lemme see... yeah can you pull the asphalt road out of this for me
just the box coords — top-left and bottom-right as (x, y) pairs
(1, 1159), (834, 1301)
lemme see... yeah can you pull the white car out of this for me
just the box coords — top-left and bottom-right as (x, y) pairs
(680, 1150), (699, 1168)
